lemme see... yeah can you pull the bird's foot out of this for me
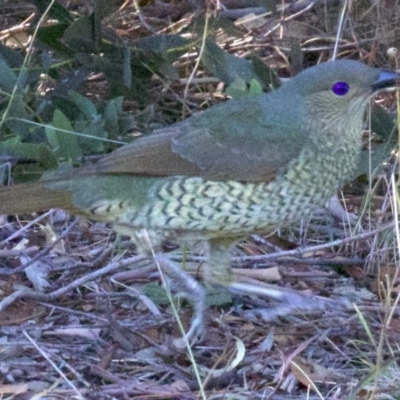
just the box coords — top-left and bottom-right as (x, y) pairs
(228, 282), (350, 321)
(172, 306), (206, 350)
(154, 254), (207, 349)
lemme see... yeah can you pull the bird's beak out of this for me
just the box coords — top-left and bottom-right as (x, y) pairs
(372, 70), (400, 91)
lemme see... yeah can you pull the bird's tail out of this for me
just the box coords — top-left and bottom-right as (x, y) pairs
(0, 181), (75, 215)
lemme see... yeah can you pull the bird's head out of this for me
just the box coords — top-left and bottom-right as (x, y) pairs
(282, 60), (399, 136)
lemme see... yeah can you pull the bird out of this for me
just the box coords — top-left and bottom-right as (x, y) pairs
(0, 60), (398, 347)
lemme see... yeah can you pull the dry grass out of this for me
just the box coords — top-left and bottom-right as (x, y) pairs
(1, 0), (400, 399)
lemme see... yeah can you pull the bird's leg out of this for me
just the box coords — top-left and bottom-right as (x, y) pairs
(128, 229), (206, 348)
(152, 254), (207, 349)
(154, 237), (235, 348)
(326, 194), (357, 223)
(202, 238), (236, 287)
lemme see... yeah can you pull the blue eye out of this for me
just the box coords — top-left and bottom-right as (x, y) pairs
(332, 81), (349, 96)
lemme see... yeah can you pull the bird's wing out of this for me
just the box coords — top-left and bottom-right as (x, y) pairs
(93, 95), (309, 182)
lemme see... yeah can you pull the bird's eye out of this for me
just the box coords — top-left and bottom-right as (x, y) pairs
(332, 81), (349, 96)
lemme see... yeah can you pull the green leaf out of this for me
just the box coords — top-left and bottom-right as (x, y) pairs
(12, 162), (50, 183)
(201, 39), (233, 84)
(63, 16), (96, 53)
(225, 77), (264, 98)
(371, 104), (396, 140)
(135, 34), (190, 81)
(0, 51), (34, 139)
(202, 39), (277, 90)
(0, 44), (42, 87)
(79, 120), (107, 153)
(103, 97), (123, 136)
(0, 58), (17, 92)
(143, 282), (169, 305)
(225, 75), (249, 98)
(122, 47), (132, 88)
(288, 40), (304, 75)
(248, 79), (264, 95)
(0, 140), (57, 170)
(36, 24), (73, 56)
(250, 55), (280, 90)
(68, 90), (99, 120)
(2, 93), (32, 140)
(0, 43), (25, 70)
(45, 109), (82, 159)
(353, 106), (397, 179)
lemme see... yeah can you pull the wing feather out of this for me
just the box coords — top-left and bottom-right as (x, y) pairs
(91, 93), (309, 183)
